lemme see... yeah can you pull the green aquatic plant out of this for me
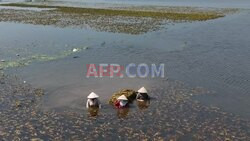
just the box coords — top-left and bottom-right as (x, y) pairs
(0, 3), (224, 21)
(0, 55), (55, 70)
(57, 7), (224, 21)
(0, 47), (87, 70)
(109, 89), (137, 105)
(0, 3), (58, 8)
(0, 3), (229, 35)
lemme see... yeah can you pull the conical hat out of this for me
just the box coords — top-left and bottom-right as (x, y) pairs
(138, 87), (147, 93)
(117, 95), (128, 100)
(87, 92), (99, 99)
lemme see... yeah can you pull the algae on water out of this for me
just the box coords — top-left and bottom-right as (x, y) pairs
(109, 89), (137, 105)
(0, 47), (87, 70)
(0, 3), (224, 21)
(0, 3), (228, 34)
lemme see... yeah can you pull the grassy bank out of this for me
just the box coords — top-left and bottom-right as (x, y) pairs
(0, 3), (224, 21)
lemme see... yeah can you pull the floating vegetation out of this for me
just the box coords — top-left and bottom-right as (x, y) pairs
(0, 75), (250, 140)
(0, 47), (86, 70)
(0, 3), (224, 21)
(0, 8), (162, 35)
(108, 89), (136, 104)
(0, 3), (227, 34)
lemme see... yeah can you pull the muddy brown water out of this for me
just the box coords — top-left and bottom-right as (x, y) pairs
(1, 6), (250, 119)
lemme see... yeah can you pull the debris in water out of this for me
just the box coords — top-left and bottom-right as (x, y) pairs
(72, 48), (79, 52)
(83, 46), (89, 50)
(101, 41), (106, 46)
(0, 75), (249, 140)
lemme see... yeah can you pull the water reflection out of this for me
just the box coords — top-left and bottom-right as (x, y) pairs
(117, 108), (129, 119)
(137, 100), (150, 110)
(87, 107), (99, 117)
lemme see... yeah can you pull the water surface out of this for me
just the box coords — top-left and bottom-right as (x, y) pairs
(1, 1), (250, 118)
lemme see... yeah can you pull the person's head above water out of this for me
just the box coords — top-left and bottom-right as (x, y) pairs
(117, 95), (128, 101)
(138, 87), (147, 94)
(86, 92), (101, 108)
(137, 87), (150, 101)
(87, 92), (99, 99)
(115, 95), (129, 108)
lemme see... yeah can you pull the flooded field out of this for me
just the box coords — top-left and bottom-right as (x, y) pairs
(0, 0), (250, 140)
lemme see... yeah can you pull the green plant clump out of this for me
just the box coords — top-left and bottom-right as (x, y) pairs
(0, 3), (224, 21)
